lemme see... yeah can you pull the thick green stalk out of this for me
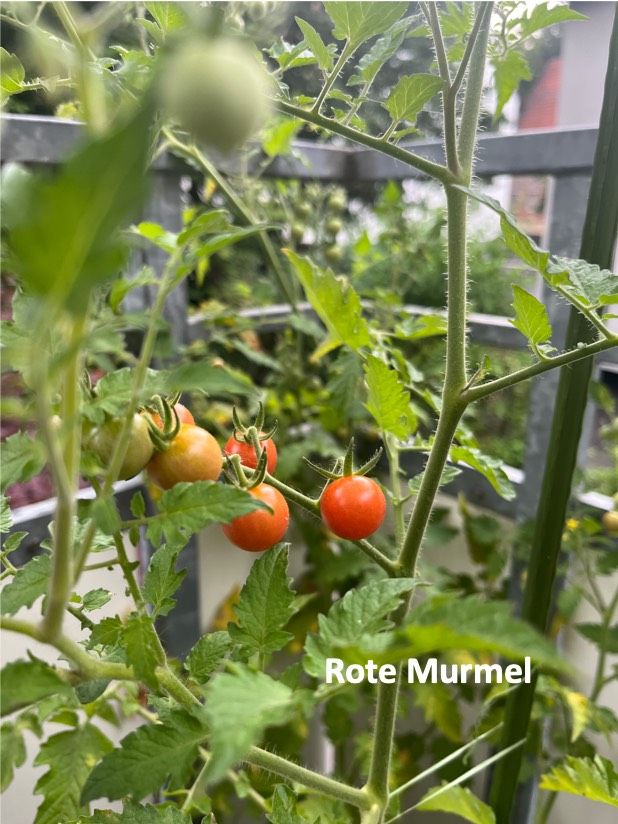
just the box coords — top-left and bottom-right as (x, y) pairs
(458, 3), (493, 175)
(365, 9), (492, 812)
(41, 316), (84, 641)
(489, 11), (618, 821)
(245, 746), (371, 810)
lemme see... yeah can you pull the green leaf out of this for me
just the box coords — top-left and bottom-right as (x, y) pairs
(285, 251), (371, 358)
(5, 99), (153, 312)
(0, 431), (46, 491)
(123, 614), (164, 688)
(296, 18), (334, 71)
(228, 545), (296, 657)
(163, 360), (256, 397)
(262, 118), (302, 158)
(186, 631), (232, 684)
(327, 349), (364, 424)
(34, 724), (113, 824)
(81, 710), (206, 803)
(492, 50), (532, 120)
(87, 616), (125, 651)
(449, 446), (515, 500)
(352, 595), (566, 672)
(325, 2), (408, 49)
(364, 355), (417, 439)
(576, 623), (618, 654)
(414, 683), (462, 742)
(540, 756), (618, 807)
(143, 544), (187, 618)
(384, 74), (443, 125)
(0, 48), (25, 99)
(417, 783), (495, 823)
(0, 495), (12, 533)
(268, 785), (304, 824)
(1, 554), (52, 615)
(519, 4), (587, 39)
(204, 667), (295, 784)
(348, 17), (412, 85)
(145, 482), (267, 546)
(81, 589), (112, 612)
(1, 659), (74, 717)
(74, 800), (191, 822)
(546, 257), (618, 306)
(456, 187), (549, 272)
(144, 2), (189, 34)
(0, 721), (27, 791)
(510, 285), (552, 346)
(304, 579), (417, 677)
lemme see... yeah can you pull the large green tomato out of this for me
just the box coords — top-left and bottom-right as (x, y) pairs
(160, 37), (272, 153)
(90, 414), (154, 481)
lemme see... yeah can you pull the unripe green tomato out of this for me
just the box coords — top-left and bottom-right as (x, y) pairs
(325, 245), (342, 264)
(295, 202), (312, 219)
(160, 37), (272, 153)
(91, 414), (154, 481)
(327, 192), (347, 213)
(326, 217), (342, 235)
(291, 223), (305, 242)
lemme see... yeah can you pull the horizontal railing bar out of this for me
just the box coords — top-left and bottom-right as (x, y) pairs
(356, 127), (599, 181)
(188, 301), (618, 366)
(7, 463), (612, 563)
(0, 114), (598, 180)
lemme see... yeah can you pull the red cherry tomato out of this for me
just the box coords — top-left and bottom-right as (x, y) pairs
(146, 424), (222, 490)
(320, 476), (386, 540)
(223, 433), (277, 474)
(222, 483), (289, 552)
(151, 403), (195, 430)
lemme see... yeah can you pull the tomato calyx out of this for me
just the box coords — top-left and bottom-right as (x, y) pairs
(141, 395), (184, 451)
(225, 403), (278, 484)
(305, 437), (383, 482)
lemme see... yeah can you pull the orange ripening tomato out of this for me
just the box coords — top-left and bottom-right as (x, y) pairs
(320, 475), (386, 540)
(222, 483), (289, 552)
(223, 433), (277, 474)
(146, 424), (222, 490)
(151, 403), (195, 430)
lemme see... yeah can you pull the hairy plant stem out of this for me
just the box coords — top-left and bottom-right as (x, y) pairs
(590, 586), (618, 702)
(313, 41), (355, 113)
(275, 100), (454, 185)
(41, 315), (85, 641)
(364, 7), (492, 812)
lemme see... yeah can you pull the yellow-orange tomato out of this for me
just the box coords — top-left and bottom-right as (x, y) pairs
(147, 424), (222, 490)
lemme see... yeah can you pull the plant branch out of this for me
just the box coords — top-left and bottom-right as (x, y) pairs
(275, 100), (454, 185)
(462, 336), (617, 403)
(313, 41), (355, 113)
(452, 3), (493, 97)
(245, 746), (371, 810)
(458, 3), (493, 177)
(424, 3), (451, 85)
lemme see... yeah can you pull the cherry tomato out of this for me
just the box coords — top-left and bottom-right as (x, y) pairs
(146, 424), (222, 490)
(151, 403), (195, 430)
(90, 413), (154, 481)
(222, 483), (289, 552)
(223, 433), (277, 474)
(602, 510), (618, 534)
(320, 476), (386, 540)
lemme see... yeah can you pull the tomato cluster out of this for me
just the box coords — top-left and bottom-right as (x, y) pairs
(92, 400), (386, 554)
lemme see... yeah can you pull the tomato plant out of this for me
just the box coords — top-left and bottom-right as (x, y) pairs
(1, 4), (617, 824)
(222, 483), (289, 552)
